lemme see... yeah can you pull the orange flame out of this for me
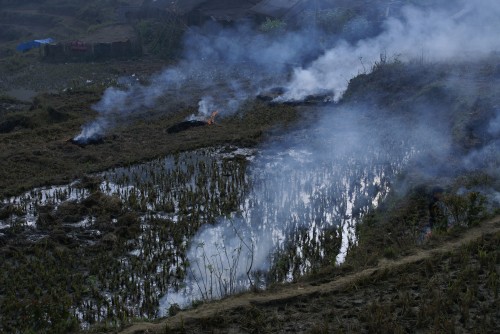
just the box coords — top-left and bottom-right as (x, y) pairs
(206, 111), (218, 125)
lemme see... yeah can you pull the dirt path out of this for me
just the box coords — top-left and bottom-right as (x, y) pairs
(121, 216), (500, 333)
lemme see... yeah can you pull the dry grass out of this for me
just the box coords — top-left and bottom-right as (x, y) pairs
(0, 89), (300, 198)
(144, 223), (500, 334)
(1, 47), (499, 333)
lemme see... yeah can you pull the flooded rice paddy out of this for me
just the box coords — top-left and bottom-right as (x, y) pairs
(0, 130), (415, 326)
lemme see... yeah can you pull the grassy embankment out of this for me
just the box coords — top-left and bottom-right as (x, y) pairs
(121, 218), (500, 334)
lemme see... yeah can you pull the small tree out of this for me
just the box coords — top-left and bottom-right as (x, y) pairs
(441, 191), (487, 228)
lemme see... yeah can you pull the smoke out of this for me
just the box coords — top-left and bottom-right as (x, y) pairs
(74, 20), (325, 141)
(159, 98), (457, 313)
(74, 1), (500, 141)
(156, 0), (500, 314)
(279, 0), (500, 102)
(73, 117), (108, 143)
(74, 67), (188, 142)
(160, 218), (272, 312)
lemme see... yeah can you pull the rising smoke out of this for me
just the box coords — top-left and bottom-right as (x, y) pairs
(76, 0), (500, 141)
(74, 20), (323, 142)
(280, 0), (500, 101)
(159, 93), (460, 312)
(69, 0), (500, 312)
(158, 0), (500, 313)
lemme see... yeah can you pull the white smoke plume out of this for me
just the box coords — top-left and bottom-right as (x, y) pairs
(74, 67), (188, 142)
(160, 218), (272, 312)
(159, 99), (455, 313)
(158, 0), (500, 314)
(279, 0), (500, 102)
(186, 96), (214, 121)
(74, 20), (323, 142)
(74, 1), (500, 141)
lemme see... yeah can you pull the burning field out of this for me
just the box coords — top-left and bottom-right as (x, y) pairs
(68, 134), (105, 147)
(167, 111), (218, 133)
(1, 1), (500, 333)
(256, 87), (335, 105)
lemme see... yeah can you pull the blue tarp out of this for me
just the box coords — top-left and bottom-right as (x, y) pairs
(16, 38), (55, 52)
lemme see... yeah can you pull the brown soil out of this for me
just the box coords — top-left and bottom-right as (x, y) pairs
(120, 216), (500, 333)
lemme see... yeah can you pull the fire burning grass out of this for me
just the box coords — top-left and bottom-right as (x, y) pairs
(167, 111), (219, 134)
(0, 92), (300, 199)
(0, 58), (499, 332)
(256, 87), (335, 106)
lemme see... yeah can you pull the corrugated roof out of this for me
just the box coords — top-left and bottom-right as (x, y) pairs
(250, 0), (304, 18)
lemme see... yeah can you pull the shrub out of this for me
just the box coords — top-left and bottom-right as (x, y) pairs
(168, 303), (181, 316)
(441, 191), (487, 228)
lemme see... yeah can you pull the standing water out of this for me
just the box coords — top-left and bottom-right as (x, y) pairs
(0, 110), (418, 325)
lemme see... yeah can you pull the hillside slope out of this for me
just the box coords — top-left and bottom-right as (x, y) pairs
(122, 216), (500, 333)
